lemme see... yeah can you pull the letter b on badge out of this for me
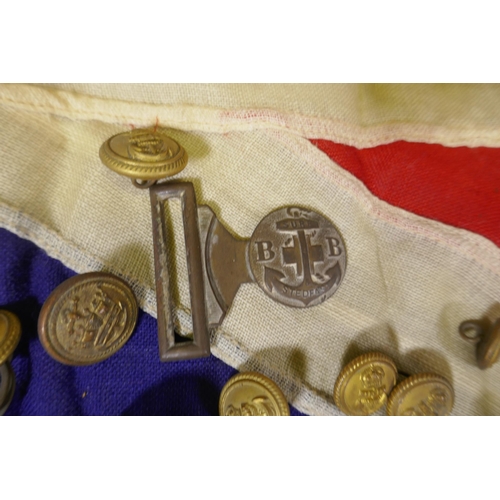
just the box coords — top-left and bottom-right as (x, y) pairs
(255, 241), (275, 261)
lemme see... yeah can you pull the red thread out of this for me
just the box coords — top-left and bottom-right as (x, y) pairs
(153, 117), (160, 133)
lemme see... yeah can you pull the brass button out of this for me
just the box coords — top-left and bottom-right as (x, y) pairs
(99, 128), (188, 185)
(333, 352), (398, 415)
(386, 373), (454, 416)
(460, 319), (500, 369)
(0, 310), (21, 365)
(0, 361), (15, 416)
(219, 372), (290, 416)
(38, 272), (138, 366)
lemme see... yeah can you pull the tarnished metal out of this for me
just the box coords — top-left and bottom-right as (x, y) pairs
(459, 318), (500, 369)
(386, 373), (454, 416)
(207, 211), (252, 313)
(249, 207), (346, 308)
(100, 128), (188, 184)
(149, 188), (348, 360)
(0, 310), (21, 365)
(38, 272), (138, 365)
(334, 352), (398, 416)
(100, 129), (348, 362)
(219, 372), (290, 416)
(0, 361), (15, 416)
(150, 182), (210, 361)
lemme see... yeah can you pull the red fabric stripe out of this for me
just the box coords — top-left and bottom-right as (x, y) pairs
(311, 139), (500, 248)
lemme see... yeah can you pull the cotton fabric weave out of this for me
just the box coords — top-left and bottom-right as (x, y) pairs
(1, 84), (499, 415)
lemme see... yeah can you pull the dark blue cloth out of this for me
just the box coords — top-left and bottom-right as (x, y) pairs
(0, 228), (304, 416)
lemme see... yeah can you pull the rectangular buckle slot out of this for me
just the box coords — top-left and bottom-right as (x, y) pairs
(150, 182), (210, 361)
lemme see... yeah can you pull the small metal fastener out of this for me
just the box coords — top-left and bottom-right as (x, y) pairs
(333, 352), (398, 416)
(386, 372), (454, 416)
(459, 318), (500, 369)
(219, 372), (290, 416)
(100, 128), (188, 182)
(0, 361), (15, 416)
(38, 273), (138, 365)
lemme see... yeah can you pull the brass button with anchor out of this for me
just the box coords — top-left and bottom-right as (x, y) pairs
(38, 272), (138, 366)
(386, 373), (454, 416)
(219, 372), (290, 416)
(0, 310), (22, 365)
(334, 352), (398, 415)
(99, 128), (188, 188)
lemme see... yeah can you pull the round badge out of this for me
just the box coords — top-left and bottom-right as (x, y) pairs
(0, 310), (22, 365)
(386, 373), (454, 416)
(38, 273), (138, 366)
(0, 361), (15, 416)
(99, 128), (188, 180)
(219, 372), (290, 416)
(334, 352), (398, 416)
(248, 207), (346, 308)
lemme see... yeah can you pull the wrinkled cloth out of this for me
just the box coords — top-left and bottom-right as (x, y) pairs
(0, 228), (303, 416)
(1, 84), (500, 415)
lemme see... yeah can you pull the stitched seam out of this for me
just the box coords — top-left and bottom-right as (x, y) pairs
(267, 129), (500, 292)
(2, 91), (500, 148)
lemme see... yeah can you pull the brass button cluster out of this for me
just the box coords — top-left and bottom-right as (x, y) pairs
(219, 372), (290, 416)
(0, 309), (21, 416)
(334, 352), (454, 416)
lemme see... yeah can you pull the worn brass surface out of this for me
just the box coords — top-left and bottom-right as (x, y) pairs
(99, 128), (347, 362)
(334, 352), (398, 416)
(99, 128), (188, 181)
(38, 272), (138, 366)
(249, 207), (346, 308)
(0, 310), (21, 365)
(0, 361), (15, 416)
(459, 318), (500, 369)
(206, 213), (253, 313)
(150, 182), (210, 361)
(387, 373), (454, 416)
(219, 372), (290, 416)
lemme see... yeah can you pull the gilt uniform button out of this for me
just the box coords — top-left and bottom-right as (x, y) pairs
(99, 128), (188, 183)
(386, 373), (454, 416)
(333, 352), (398, 415)
(0, 310), (22, 365)
(0, 361), (15, 416)
(459, 319), (500, 369)
(38, 272), (138, 366)
(219, 372), (290, 416)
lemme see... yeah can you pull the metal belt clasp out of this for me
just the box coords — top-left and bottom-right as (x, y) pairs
(150, 184), (348, 361)
(150, 182), (210, 361)
(100, 128), (347, 361)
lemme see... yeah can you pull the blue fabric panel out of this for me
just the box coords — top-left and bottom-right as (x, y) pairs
(0, 228), (304, 416)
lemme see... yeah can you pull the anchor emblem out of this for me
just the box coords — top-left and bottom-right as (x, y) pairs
(249, 207), (346, 308)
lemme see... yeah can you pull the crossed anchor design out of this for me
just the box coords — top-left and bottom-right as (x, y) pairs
(254, 213), (343, 306)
